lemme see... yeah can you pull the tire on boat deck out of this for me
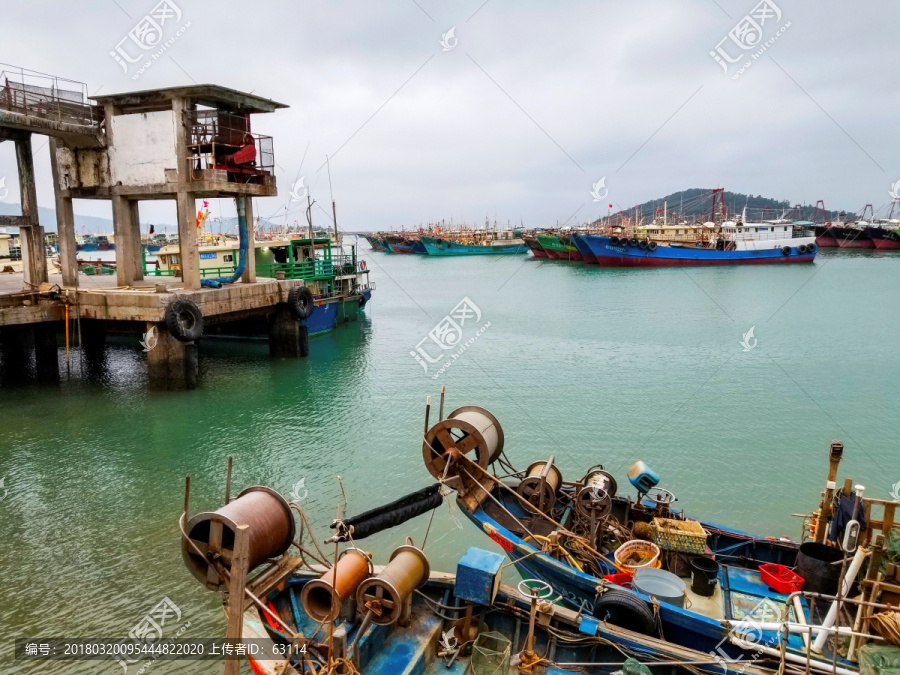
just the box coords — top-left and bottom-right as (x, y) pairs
(287, 286), (315, 320)
(647, 241), (658, 252)
(781, 246), (792, 256)
(610, 236), (620, 246)
(592, 589), (656, 635)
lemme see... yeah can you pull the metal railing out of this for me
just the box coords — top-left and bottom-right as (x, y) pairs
(0, 64), (99, 128)
(187, 109), (274, 179)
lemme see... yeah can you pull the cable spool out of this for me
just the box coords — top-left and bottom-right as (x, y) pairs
(581, 467), (618, 497)
(517, 460), (562, 513)
(356, 545), (430, 625)
(182, 486), (295, 591)
(422, 405), (504, 489)
(300, 548), (372, 623)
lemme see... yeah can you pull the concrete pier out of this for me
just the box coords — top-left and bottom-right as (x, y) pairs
(0, 68), (305, 390)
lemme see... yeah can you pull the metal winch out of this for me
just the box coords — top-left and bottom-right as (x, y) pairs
(182, 485), (295, 591)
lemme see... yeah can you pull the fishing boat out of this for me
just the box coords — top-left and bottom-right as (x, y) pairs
(420, 230), (528, 256)
(570, 232), (598, 264)
(865, 222), (900, 250)
(418, 396), (900, 675)
(523, 233), (549, 258)
(535, 233), (568, 260)
(581, 217), (817, 267)
(154, 235), (373, 336)
(179, 465), (780, 675)
(383, 234), (417, 254)
(833, 225), (874, 249)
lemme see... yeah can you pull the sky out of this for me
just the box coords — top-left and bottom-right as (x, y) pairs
(1, 0), (899, 232)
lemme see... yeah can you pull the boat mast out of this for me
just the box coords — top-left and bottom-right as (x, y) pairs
(326, 155), (340, 245)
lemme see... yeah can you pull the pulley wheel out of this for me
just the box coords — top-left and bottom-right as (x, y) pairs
(574, 486), (613, 520)
(423, 417), (493, 488)
(517, 477), (557, 513)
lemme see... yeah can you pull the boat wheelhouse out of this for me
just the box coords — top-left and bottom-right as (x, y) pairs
(153, 235), (373, 335)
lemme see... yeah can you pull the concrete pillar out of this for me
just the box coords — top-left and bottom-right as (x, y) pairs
(176, 191), (200, 289)
(146, 323), (199, 389)
(172, 96), (201, 291)
(241, 196), (256, 283)
(33, 323), (59, 383)
(80, 320), (106, 379)
(112, 196), (142, 286)
(0, 325), (32, 384)
(15, 134), (48, 288)
(49, 138), (79, 287)
(268, 305), (306, 357)
(130, 200), (144, 281)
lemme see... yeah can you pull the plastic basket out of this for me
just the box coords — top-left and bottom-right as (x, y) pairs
(759, 563), (805, 594)
(613, 540), (661, 573)
(651, 517), (708, 555)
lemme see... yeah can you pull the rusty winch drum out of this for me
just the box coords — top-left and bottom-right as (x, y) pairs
(356, 545), (430, 625)
(182, 486), (295, 590)
(422, 405), (504, 488)
(517, 460), (563, 513)
(300, 548), (372, 623)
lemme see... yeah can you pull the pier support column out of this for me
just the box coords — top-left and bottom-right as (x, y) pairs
(176, 191), (200, 290)
(112, 196), (142, 287)
(49, 138), (79, 288)
(268, 306), (308, 358)
(80, 320), (106, 379)
(33, 323), (59, 383)
(0, 325), (31, 384)
(146, 323), (199, 390)
(15, 134), (48, 288)
(241, 197), (256, 283)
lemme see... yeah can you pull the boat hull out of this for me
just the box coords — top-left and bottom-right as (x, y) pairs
(387, 243), (416, 254)
(583, 236), (817, 266)
(570, 233), (598, 263)
(420, 236), (528, 255)
(524, 237), (549, 258)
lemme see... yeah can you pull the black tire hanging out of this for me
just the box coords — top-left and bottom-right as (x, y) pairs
(648, 241), (658, 251)
(808, 243), (817, 253)
(609, 236), (620, 246)
(638, 240), (649, 250)
(164, 298), (204, 342)
(797, 244), (807, 254)
(781, 246), (792, 256)
(628, 239), (639, 248)
(592, 589), (656, 635)
(287, 286), (314, 320)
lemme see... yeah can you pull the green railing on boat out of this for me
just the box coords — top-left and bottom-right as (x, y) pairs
(146, 253), (360, 280)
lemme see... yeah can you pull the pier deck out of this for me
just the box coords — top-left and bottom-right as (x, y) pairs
(0, 273), (302, 327)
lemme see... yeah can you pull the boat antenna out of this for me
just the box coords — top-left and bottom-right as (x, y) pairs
(326, 154), (340, 244)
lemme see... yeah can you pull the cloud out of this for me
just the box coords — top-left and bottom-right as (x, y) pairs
(1, 0), (898, 229)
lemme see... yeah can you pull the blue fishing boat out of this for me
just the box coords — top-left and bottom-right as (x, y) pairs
(180, 468), (776, 675)
(420, 400), (895, 675)
(582, 219), (817, 267)
(420, 233), (528, 256)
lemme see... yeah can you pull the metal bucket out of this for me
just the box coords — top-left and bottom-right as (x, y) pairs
(632, 567), (686, 607)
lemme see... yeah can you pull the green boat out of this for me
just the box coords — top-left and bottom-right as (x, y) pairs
(419, 233), (528, 256)
(535, 233), (584, 261)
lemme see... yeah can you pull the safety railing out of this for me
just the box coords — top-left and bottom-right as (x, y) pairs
(187, 109), (274, 180)
(0, 64), (99, 128)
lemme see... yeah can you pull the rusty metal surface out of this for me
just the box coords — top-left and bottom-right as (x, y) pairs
(182, 485), (295, 590)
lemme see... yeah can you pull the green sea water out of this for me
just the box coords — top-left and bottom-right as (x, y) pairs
(1, 244), (898, 673)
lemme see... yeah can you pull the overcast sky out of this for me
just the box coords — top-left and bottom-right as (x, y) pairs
(2, 0), (899, 231)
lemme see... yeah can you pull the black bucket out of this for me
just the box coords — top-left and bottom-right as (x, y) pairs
(795, 542), (844, 595)
(690, 557), (720, 597)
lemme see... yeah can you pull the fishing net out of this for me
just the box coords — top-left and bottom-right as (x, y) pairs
(881, 527), (900, 576)
(470, 631), (511, 675)
(621, 658), (654, 675)
(857, 644), (900, 675)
